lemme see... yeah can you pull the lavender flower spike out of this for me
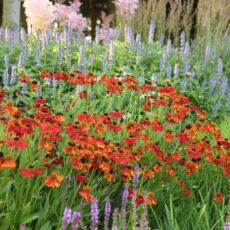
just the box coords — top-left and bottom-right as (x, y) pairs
(4, 56), (9, 69)
(10, 66), (17, 85)
(91, 198), (99, 230)
(3, 70), (9, 89)
(72, 211), (81, 230)
(104, 199), (112, 230)
(62, 207), (72, 230)
(109, 41), (114, 60)
(217, 58), (223, 78)
(151, 74), (157, 85)
(167, 64), (172, 78)
(133, 164), (140, 189)
(224, 222), (230, 230)
(148, 20), (155, 43)
(18, 53), (24, 69)
(121, 186), (129, 230)
(180, 31), (186, 48)
(174, 64), (179, 79)
(20, 224), (26, 230)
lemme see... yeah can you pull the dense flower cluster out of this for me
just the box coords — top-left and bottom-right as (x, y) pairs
(114, 0), (139, 17)
(0, 71), (229, 209)
(23, 0), (87, 32)
(23, 0), (55, 31)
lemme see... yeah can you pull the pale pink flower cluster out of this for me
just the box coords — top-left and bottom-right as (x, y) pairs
(113, 0), (139, 17)
(55, 0), (87, 31)
(23, 0), (87, 32)
(98, 12), (117, 42)
(23, 0), (55, 31)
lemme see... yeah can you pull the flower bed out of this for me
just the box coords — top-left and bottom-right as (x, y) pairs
(0, 71), (229, 229)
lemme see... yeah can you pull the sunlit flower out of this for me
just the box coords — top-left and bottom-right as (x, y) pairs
(6, 137), (28, 149)
(79, 186), (94, 202)
(44, 171), (64, 187)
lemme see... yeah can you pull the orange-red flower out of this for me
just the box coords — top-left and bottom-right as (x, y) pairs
(79, 186), (94, 202)
(0, 154), (16, 170)
(213, 192), (224, 203)
(6, 137), (28, 149)
(183, 188), (193, 197)
(44, 171), (64, 188)
(147, 192), (157, 205)
(19, 168), (43, 178)
(75, 174), (87, 183)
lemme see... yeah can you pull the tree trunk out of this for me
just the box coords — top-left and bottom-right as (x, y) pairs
(2, 0), (21, 43)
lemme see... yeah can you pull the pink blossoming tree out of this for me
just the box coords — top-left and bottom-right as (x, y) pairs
(23, 0), (87, 32)
(113, 0), (139, 17)
(23, 0), (55, 32)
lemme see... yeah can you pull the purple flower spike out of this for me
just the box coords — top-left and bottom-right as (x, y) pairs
(121, 186), (129, 230)
(104, 199), (111, 230)
(122, 186), (129, 205)
(180, 31), (186, 48)
(62, 207), (72, 230)
(224, 222), (230, 230)
(148, 20), (155, 43)
(20, 224), (26, 230)
(4, 56), (9, 69)
(72, 211), (81, 230)
(133, 164), (140, 189)
(91, 198), (99, 230)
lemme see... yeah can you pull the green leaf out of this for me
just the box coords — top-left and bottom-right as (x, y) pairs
(22, 213), (40, 224)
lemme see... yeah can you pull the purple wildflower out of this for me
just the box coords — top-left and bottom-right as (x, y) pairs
(184, 41), (190, 56)
(10, 66), (17, 85)
(4, 56), (9, 69)
(104, 199), (111, 230)
(109, 41), (114, 60)
(133, 164), (140, 189)
(205, 45), (211, 61)
(166, 39), (172, 53)
(174, 64), (179, 79)
(3, 70), (9, 88)
(181, 79), (187, 90)
(95, 26), (100, 44)
(217, 58), (223, 78)
(62, 207), (72, 230)
(18, 53), (24, 69)
(209, 77), (217, 92)
(180, 31), (186, 48)
(160, 34), (165, 46)
(151, 74), (157, 85)
(20, 224), (26, 230)
(167, 64), (172, 78)
(136, 34), (141, 45)
(35, 48), (41, 63)
(71, 211), (81, 230)
(37, 84), (42, 98)
(91, 198), (99, 230)
(220, 76), (228, 95)
(140, 74), (145, 84)
(103, 58), (108, 73)
(58, 45), (63, 60)
(184, 62), (190, 73)
(112, 227), (119, 230)
(212, 47), (216, 60)
(122, 186), (129, 205)
(148, 20), (155, 43)
(78, 46), (85, 67)
(224, 222), (230, 230)
(88, 55), (94, 65)
(121, 186), (129, 230)
(112, 208), (118, 230)
(140, 197), (150, 230)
